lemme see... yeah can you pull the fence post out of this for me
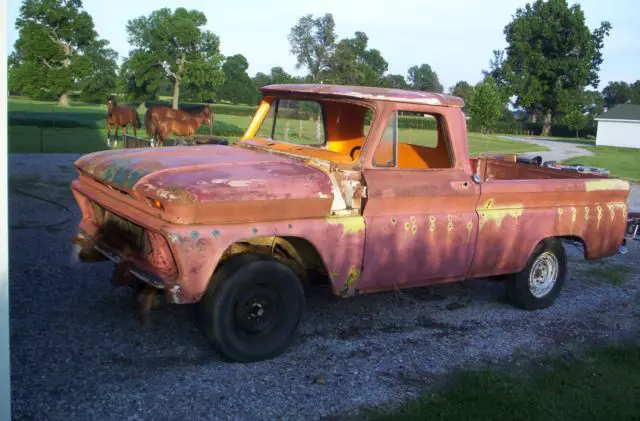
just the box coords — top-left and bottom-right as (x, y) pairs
(284, 120), (290, 142)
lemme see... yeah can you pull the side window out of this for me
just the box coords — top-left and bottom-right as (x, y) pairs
(372, 110), (452, 169)
(256, 99), (326, 145)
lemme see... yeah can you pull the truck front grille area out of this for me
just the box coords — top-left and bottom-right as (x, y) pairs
(88, 201), (178, 279)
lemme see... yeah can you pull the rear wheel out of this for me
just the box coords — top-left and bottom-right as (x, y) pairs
(504, 238), (567, 310)
(199, 253), (306, 362)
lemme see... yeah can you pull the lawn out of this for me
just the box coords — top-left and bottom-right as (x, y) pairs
(364, 344), (640, 421)
(7, 97), (547, 155)
(563, 145), (640, 182)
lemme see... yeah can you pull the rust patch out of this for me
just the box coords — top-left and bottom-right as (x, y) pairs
(326, 216), (365, 234)
(585, 179), (629, 192)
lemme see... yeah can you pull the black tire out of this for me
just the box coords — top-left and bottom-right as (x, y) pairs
(199, 253), (306, 362)
(504, 237), (567, 310)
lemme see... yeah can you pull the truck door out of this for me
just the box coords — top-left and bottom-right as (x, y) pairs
(357, 107), (480, 293)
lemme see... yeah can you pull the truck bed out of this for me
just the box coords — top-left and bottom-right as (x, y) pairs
(470, 157), (604, 181)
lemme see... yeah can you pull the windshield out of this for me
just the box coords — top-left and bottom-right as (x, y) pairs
(248, 97), (373, 164)
(256, 99), (327, 145)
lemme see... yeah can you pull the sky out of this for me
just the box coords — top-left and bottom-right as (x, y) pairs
(5, 0), (639, 92)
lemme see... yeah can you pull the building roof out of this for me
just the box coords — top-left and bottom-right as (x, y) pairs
(595, 104), (640, 121)
(260, 84), (464, 108)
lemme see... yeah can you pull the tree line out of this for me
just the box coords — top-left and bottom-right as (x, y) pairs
(8, 0), (640, 134)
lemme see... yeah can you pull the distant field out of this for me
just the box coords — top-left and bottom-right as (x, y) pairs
(7, 97), (546, 155)
(563, 146), (640, 182)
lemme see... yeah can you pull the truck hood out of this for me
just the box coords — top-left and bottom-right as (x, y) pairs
(74, 145), (334, 206)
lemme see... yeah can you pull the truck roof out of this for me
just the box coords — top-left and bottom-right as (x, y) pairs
(260, 83), (464, 108)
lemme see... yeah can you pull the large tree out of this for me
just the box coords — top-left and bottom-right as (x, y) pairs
(76, 39), (119, 103)
(217, 54), (259, 105)
(601, 81), (640, 108)
(407, 64), (443, 93)
(123, 7), (224, 109)
(9, 0), (116, 106)
(288, 13), (337, 82)
(468, 77), (504, 133)
(499, 0), (611, 135)
(325, 31), (388, 86)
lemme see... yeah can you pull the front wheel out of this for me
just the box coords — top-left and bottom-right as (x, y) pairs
(504, 238), (567, 310)
(199, 253), (306, 362)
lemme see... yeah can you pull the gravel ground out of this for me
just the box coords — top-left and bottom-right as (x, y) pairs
(9, 153), (640, 421)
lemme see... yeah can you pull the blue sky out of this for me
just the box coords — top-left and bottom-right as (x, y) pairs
(5, 0), (639, 92)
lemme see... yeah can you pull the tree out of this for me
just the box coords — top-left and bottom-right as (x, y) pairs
(124, 7), (224, 109)
(76, 39), (119, 103)
(499, 0), (611, 136)
(578, 89), (604, 119)
(217, 54), (259, 105)
(9, 0), (115, 106)
(602, 81), (632, 108)
(288, 13), (336, 82)
(563, 109), (587, 138)
(325, 31), (388, 86)
(468, 77), (504, 133)
(382, 74), (409, 89)
(407, 64), (443, 93)
(450, 81), (474, 111)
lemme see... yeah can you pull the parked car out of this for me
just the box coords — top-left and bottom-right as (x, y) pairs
(71, 84), (632, 362)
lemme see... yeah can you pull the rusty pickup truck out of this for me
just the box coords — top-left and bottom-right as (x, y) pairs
(71, 84), (631, 362)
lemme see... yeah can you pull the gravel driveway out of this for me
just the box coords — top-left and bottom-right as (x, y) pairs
(500, 135), (594, 162)
(9, 154), (640, 421)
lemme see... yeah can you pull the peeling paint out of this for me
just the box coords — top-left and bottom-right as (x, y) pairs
(608, 204), (616, 221)
(585, 179), (630, 192)
(212, 229), (221, 238)
(228, 180), (253, 187)
(155, 189), (181, 201)
(168, 233), (180, 244)
(326, 216), (365, 234)
(480, 207), (523, 227)
(429, 216), (436, 233)
(345, 265), (360, 289)
(191, 230), (200, 240)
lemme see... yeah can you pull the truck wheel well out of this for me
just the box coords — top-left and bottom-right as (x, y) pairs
(557, 235), (588, 259)
(217, 236), (331, 288)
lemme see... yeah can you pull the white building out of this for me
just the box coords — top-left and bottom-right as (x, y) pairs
(594, 104), (640, 149)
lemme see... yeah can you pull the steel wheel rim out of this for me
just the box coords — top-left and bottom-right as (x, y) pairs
(529, 252), (559, 298)
(234, 285), (283, 336)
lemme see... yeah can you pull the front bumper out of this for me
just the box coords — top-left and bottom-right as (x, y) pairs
(70, 177), (223, 304)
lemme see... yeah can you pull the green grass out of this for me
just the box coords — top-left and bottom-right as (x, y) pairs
(364, 344), (640, 421)
(7, 97), (547, 155)
(563, 145), (640, 182)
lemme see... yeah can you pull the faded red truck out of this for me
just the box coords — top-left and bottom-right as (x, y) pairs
(71, 84), (631, 362)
